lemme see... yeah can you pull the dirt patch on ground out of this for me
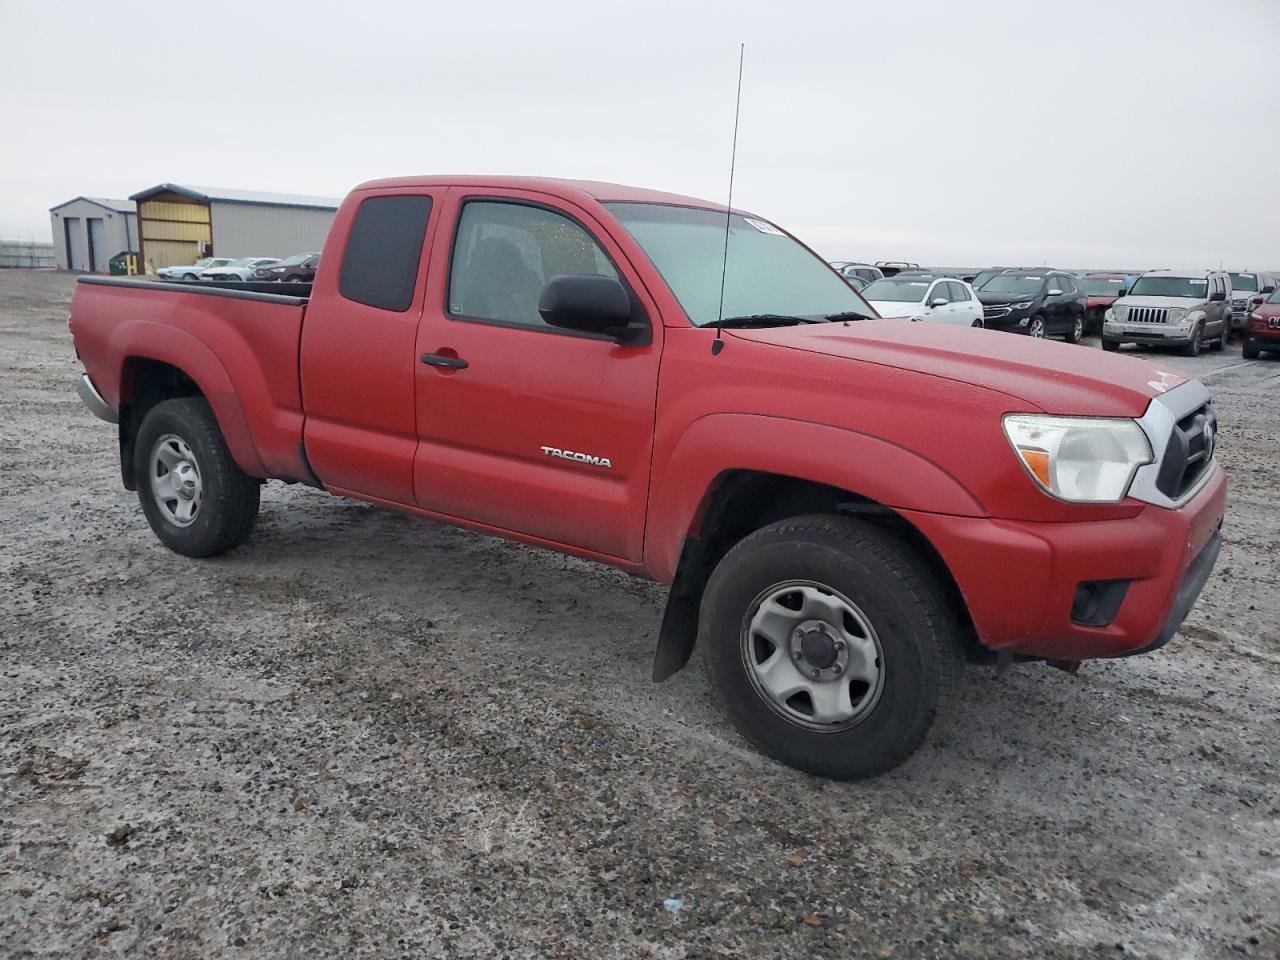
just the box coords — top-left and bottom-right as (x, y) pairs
(2, 270), (1277, 958)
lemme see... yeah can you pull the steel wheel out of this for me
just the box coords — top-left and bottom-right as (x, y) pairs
(741, 580), (885, 732)
(150, 433), (203, 527)
(1028, 316), (1046, 338)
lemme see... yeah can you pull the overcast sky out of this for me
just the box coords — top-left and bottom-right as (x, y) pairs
(2, 0), (1277, 268)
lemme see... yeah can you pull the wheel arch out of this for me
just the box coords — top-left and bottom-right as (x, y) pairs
(111, 325), (267, 489)
(647, 415), (988, 681)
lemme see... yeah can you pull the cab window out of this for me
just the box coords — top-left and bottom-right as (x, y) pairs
(448, 200), (618, 330)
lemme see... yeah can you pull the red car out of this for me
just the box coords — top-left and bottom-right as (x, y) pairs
(1077, 273), (1129, 334)
(67, 175), (1225, 780)
(1244, 289), (1280, 358)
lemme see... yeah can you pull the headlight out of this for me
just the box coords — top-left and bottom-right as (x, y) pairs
(1250, 311), (1263, 320)
(1002, 414), (1153, 503)
(271, 267), (286, 273)
(1167, 307), (1188, 323)
(1104, 308), (1115, 322)
(1012, 300), (1034, 310)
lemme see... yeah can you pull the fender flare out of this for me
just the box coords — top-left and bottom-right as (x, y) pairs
(108, 320), (267, 478)
(644, 413), (986, 583)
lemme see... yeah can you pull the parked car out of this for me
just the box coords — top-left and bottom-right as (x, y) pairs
(252, 252), (320, 282)
(843, 274), (871, 292)
(1102, 269), (1230, 356)
(156, 257), (233, 281)
(976, 270), (1087, 341)
(1243, 288), (1280, 359)
(835, 262), (884, 286)
(1226, 271), (1278, 330)
(968, 268), (1009, 289)
(201, 257), (281, 281)
(874, 260), (920, 277)
(862, 275), (983, 326)
(1077, 273), (1129, 334)
(68, 174), (1224, 781)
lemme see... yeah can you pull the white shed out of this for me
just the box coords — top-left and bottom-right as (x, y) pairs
(128, 184), (340, 273)
(49, 197), (138, 272)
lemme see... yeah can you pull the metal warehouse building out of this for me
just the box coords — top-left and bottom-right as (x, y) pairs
(49, 197), (138, 272)
(128, 184), (340, 272)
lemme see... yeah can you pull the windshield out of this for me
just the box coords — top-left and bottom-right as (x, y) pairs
(1078, 278), (1126, 296)
(1128, 276), (1208, 298)
(972, 270), (1002, 288)
(863, 279), (930, 303)
(1229, 272), (1258, 292)
(981, 274), (1044, 295)
(1267, 289), (1280, 304)
(604, 203), (873, 325)
(277, 254), (311, 266)
(225, 258), (257, 268)
(193, 258), (213, 268)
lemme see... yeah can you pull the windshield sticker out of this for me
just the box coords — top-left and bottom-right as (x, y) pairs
(1024, 276), (1042, 281)
(743, 217), (785, 236)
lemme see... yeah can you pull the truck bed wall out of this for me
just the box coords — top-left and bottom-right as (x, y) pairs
(70, 278), (311, 482)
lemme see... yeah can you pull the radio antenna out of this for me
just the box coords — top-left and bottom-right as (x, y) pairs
(713, 42), (745, 356)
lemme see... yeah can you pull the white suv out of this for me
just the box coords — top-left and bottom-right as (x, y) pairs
(1102, 269), (1231, 357)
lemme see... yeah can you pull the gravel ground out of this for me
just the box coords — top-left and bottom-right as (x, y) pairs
(2, 269), (1277, 959)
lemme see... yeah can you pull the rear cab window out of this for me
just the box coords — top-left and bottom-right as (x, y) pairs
(339, 195), (434, 312)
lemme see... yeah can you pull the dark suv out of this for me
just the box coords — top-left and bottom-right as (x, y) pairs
(252, 252), (320, 283)
(976, 271), (1087, 341)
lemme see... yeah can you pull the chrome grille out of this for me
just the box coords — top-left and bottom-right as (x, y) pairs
(1124, 307), (1169, 324)
(983, 305), (1011, 318)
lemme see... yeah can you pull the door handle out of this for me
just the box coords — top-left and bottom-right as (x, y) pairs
(420, 352), (468, 370)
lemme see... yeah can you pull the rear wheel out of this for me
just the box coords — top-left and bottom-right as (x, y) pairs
(699, 515), (963, 780)
(1102, 338), (1120, 352)
(1066, 314), (1084, 344)
(134, 398), (260, 558)
(1027, 315), (1046, 339)
(970, 318), (983, 329)
(1243, 338), (1261, 359)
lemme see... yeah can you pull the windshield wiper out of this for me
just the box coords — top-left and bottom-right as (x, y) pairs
(704, 313), (825, 328)
(823, 311), (871, 322)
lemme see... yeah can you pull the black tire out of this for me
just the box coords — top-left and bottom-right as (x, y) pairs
(134, 398), (260, 558)
(970, 318), (983, 328)
(1066, 313), (1084, 344)
(1181, 324), (1202, 357)
(698, 515), (963, 780)
(1102, 338), (1120, 352)
(1242, 338), (1260, 359)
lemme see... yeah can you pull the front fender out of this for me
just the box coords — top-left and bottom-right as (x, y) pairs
(643, 413), (986, 582)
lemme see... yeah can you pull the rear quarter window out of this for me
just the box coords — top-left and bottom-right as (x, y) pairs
(339, 195), (433, 312)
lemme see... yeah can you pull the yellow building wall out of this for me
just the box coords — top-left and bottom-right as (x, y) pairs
(138, 193), (212, 271)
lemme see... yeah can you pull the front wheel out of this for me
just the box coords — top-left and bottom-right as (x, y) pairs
(134, 398), (260, 558)
(1027, 315), (1046, 338)
(1243, 338), (1261, 359)
(1102, 338), (1120, 352)
(1181, 324), (1203, 357)
(699, 515), (962, 780)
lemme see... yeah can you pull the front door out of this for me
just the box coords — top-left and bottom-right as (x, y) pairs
(411, 191), (662, 562)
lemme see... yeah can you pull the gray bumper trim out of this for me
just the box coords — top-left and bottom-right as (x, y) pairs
(77, 374), (118, 424)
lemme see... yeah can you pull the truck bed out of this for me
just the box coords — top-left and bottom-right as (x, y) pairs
(71, 276), (314, 483)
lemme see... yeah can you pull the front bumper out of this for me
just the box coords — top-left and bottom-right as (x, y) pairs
(1103, 321), (1197, 345)
(902, 466), (1227, 660)
(982, 307), (1034, 332)
(77, 374), (118, 423)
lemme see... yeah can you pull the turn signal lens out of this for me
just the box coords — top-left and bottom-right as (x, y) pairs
(1003, 415), (1153, 503)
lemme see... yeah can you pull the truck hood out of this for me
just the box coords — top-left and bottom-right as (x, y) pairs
(729, 320), (1186, 416)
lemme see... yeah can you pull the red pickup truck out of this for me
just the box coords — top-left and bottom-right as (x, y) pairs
(69, 176), (1226, 779)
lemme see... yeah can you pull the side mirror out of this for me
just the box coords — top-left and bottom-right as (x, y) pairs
(1047, 288), (1063, 297)
(539, 275), (636, 339)
(1209, 290), (1226, 302)
(929, 297), (948, 308)
(1118, 288), (1129, 297)
(1262, 285), (1275, 294)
